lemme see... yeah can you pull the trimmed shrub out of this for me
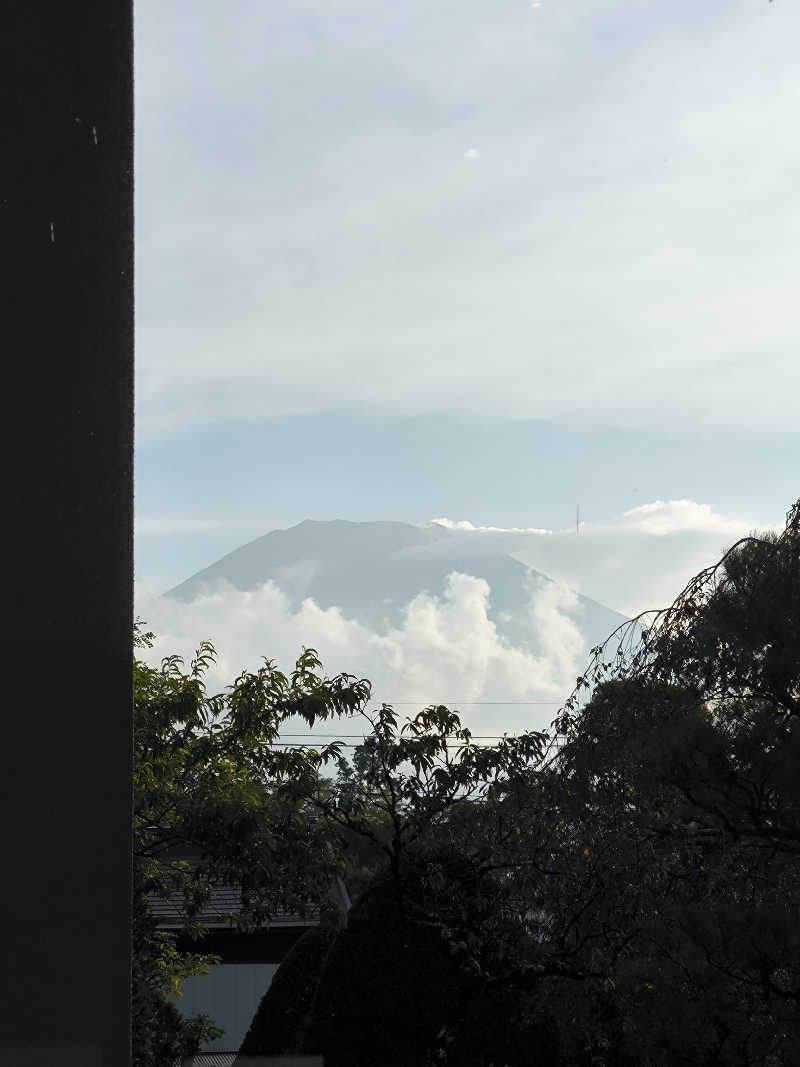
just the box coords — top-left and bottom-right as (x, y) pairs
(237, 922), (339, 1057)
(294, 871), (465, 1067)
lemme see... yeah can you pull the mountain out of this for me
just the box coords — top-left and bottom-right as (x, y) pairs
(163, 519), (628, 660)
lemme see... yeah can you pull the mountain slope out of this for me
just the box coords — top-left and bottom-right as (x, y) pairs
(164, 519), (627, 659)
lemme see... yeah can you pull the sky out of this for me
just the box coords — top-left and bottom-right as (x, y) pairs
(133, 0), (798, 730)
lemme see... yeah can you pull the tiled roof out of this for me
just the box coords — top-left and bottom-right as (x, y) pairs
(174, 1056), (323, 1066)
(145, 843), (320, 931)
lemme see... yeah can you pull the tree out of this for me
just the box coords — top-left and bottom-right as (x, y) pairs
(131, 624), (370, 1066)
(543, 498), (800, 1064)
(239, 700), (551, 1064)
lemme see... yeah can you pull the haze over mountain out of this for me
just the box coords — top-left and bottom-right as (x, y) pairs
(134, 504), (772, 737)
(164, 518), (628, 665)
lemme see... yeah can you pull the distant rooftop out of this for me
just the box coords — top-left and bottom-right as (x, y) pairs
(146, 843), (319, 931)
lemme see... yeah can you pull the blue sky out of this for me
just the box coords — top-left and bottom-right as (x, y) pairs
(134, 0), (799, 605)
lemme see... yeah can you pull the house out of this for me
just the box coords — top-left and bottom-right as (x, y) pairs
(147, 842), (346, 1058)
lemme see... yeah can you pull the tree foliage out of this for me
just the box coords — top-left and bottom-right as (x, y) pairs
(132, 627), (371, 1066)
(540, 497), (800, 1063)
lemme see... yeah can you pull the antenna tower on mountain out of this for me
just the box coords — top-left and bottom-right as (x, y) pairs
(576, 505), (580, 534)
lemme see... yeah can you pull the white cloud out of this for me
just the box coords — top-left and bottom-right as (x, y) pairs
(134, 570), (586, 738)
(430, 518), (553, 534)
(615, 500), (751, 537)
(271, 558), (319, 593)
(427, 499), (778, 617)
(430, 500), (749, 540)
(134, 0), (800, 440)
(464, 147), (479, 159)
(132, 499), (784, 739)
(527, 574), (584, 681)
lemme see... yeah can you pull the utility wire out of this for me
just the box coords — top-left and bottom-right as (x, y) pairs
(276, 733), (540, 738)
(267, 741), (564, 749)
(267, 733), (569, 748)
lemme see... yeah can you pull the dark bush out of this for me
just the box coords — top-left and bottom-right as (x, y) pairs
(294, 869), (466, 1067)
(237, 921), (340, 1058)
(444, 986), (561, 1067)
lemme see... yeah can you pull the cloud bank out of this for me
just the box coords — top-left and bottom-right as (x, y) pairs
(135, 0), (800, 440)
(133, 499), (776, 739)
(430, 499), (774, 617)
(134, 570), (584, 739)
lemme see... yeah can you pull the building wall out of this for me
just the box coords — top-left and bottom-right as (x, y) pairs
(171, 963), (279, 1052)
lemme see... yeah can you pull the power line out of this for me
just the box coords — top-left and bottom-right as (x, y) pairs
(268, 740), (558, 749)
(268, 731), (570, 749)
(273, 743), (494, 748)
(275, 733), (543, 739)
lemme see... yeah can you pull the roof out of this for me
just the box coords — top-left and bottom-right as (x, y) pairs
(145, 843), (320, 931)
(147, 885), (320, 930)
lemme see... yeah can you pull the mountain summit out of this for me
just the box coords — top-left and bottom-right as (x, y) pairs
(164, 519), (627, 658)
